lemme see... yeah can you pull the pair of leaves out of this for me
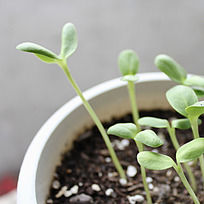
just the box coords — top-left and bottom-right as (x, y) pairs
(138, 138), (204, 170)
(118, 50), (139, 82)
(16, 23), (77, 63)
(166, 85), (204, 119)
(138, 116), (201, 130)
(107, 123), (163, 148)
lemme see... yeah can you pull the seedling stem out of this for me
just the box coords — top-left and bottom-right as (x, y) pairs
(58, 59), (126, 179)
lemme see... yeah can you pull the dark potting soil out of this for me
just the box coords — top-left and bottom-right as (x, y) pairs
(47, 110), (204, 204)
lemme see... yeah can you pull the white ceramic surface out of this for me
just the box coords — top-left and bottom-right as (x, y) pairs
(17, 72), (175, 204)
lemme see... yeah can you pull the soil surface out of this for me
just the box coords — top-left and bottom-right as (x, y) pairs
(47, 110), (204, 204)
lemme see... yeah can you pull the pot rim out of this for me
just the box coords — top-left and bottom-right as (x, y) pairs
(17, 72), (169, 203)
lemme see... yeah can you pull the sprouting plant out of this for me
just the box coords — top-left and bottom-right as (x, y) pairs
(16, 23), (126, 179)
(137, 137), (204, 204)
(138, 116), (201, 191)
(117, 50), (152, 203)
(166, 85), (204, 186)
(155, 54), (204, 97)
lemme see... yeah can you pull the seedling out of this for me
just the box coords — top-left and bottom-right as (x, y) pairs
(16, 23), (126, 179)
(155, 54), (204, 97)
(138, 137), (204, 204)
(138, 116), (201, 190)
(117, 50), (152, 203)
(166, 85), (204, 185)
(108, 123), (163, 204)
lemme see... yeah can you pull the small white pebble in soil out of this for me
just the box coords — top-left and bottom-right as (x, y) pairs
(148, 183), (154, 190)
(78, 182), (83, 186)
(52, 180), (60, 189)
(91, 184), (101, 192)
(121, 139), (130, 147)
(174, 176), (180, 182)
(105, 188), (114, 196)
(55, 186), (68, 198)
(166, 169), (172, 177)
(152, 149), (159, 153)
(108, 172), (118, 178)
(64, 190), (72, 198)
(127, 195), (144, 204)
(98, 172), (103, 177)
(119, 178), (127, 186)
(71, 185), (79, 194)
(153, 186), (159, 193)
(126, 165), (137, 177)
(188, 161), (194, 166)
(105, 157), (111, 163)
(146, 177), (153, 183)
(46, 199), (53, 204)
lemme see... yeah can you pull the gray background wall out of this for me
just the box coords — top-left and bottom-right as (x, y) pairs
(0, 0), (204, 176)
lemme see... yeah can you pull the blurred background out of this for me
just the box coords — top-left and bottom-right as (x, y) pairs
(0, 0), (204, 198)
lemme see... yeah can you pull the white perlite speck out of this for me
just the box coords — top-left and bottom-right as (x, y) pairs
(91, 184), (101, 191)
(126, 165), (137, 177)
(47, 199), (53, 204)
(105, 157), (111, 163)
(146, 177), (153, 183)
(127, 195), (144, 204)
(121, 139), (130, 147)
(105, 188), (114, 196)
(119, 178), (127, 186)
(52, 180), (60, 189)
(148, 183), (154, 190)
(55, 186), (68, 198)
(64, 185), (79, 198)
(79, 182), (83, 186)
(174, 176), (180, 182)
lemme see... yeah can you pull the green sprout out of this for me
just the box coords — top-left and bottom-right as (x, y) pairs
(117, 50), (152, 203)
(138, 116), (201, 191)
(155, 54), (204, 97)
(137, 138), (204, 204)
(107, 124), (162, 204)
(166, 85), (204, 186)
(16, 23), (126, 179)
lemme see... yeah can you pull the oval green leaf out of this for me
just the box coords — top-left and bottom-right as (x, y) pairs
(134, 130), (163, 147)
(60, 23), (78, 59)
(166, 85), (198, 117)
(176, 138), (204, 163)
(121, 74), (139, 82)
(155, 54), (187, 83)
(185, 101), (204, 118)
(184, 75), (204, 88)
(172, 118), (202, 130)
(107, 123), (137, 139)
(118, 50), (139, 76)
(16, 42), (59, 63)
(192, 87), (204, 98)
(138, 117), (169, 128)
(137, 151), (174, 170)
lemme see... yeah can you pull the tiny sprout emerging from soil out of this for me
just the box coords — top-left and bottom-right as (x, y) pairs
(118, 50), (152, 204)
(108, 123), (163, 204)
(166, 85), (204, 185)
(16, 23), (126, 179)
(138, 138), (204, 204)
(155, 54), (204, 97)
(138, 116), (202, 191)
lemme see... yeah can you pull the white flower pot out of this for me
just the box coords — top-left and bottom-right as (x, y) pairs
(17, 72), (174, 204)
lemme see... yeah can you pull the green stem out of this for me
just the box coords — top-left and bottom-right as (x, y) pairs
(167, 126), (180, 150)
(58, 60), (126, 179)
(128, 81), (152, 204)
(127, 81), (140, 131)
(136, 141), (152, 204)
(189, 117), (204, 186)
(167, 126), (197, 191)
(174, 164), (200, 204)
